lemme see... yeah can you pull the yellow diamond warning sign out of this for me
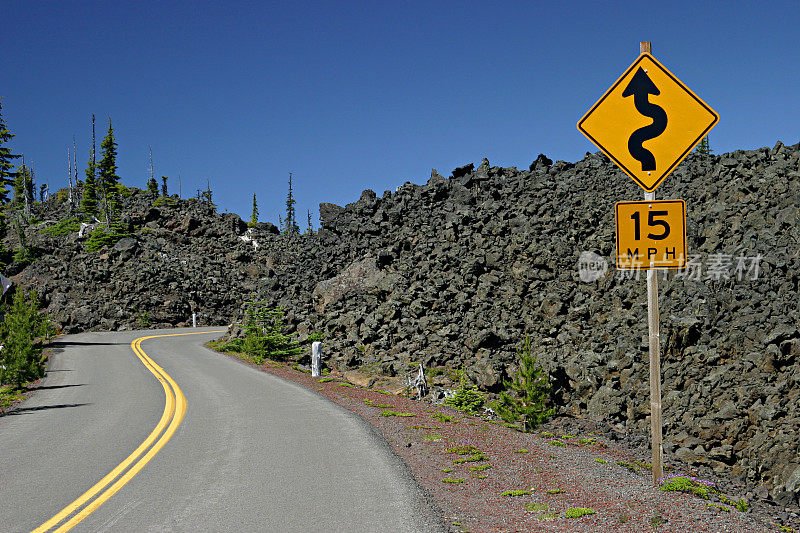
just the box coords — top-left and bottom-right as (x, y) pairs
(578, 53), (719, 192)
(615, 199), (686, 270)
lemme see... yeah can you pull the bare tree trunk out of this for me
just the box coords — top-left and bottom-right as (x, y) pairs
(67, 142), (75, 215)
(67, 146), (73, 214)
(149, 146), (154, 184)
(24, 161), (35, 218)
(73, 140), (78, 188)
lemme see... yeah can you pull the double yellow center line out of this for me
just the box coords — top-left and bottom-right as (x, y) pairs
(34, 330), (225, 532)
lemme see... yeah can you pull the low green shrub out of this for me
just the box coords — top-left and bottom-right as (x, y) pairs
(444, 445), (481, 455)
(453, 453), (486, 464)
(0, 385), (26, 407)
(379, 410), (415, 417)
(565, 507), (596, 518)
(501, 489), (531, 497)
(364, 399), (394, 408)
(85, 224), (130, 252)
(153, 196), (177, 207)
(41, 218), (81, 236)
(444, 372), (485, 414)
(658, 476), (710, 499)
(707, 503), (731, 513)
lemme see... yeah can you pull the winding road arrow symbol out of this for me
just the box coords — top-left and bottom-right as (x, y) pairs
(622, 67), (668, 172)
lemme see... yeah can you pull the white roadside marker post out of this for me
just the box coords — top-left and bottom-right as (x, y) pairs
(311, 342), (322, 377)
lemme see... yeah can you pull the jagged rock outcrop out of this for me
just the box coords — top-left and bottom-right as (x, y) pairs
(7, 141), (800, 504)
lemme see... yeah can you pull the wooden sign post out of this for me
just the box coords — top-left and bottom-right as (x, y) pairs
(640, 41), (663, 483)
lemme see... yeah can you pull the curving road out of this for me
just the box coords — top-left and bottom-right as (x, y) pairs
(0, 327), (440, 532)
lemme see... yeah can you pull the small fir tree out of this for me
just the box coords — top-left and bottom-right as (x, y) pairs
(201, 179), (213, 204)
(248, 193), (258, 227)
(13, 163), (28, 206)
(12, 217), (33, 263)
(493, 335), (555, 432)
(0, 288), (54, 387)
(0, 97), (20, 208)
(283, 172), (299, 233)
(97, 118), (120, 223)
(82, 115), (98, 218)
(239, 300), (301, 363)
(305, 209), (313, 234)
(696, 135), (712, 155)
(147, 177), (158, 195)
(161, 176), (168, 196)
(0, 97), (19, 258)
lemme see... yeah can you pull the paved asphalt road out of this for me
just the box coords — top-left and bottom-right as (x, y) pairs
(0, 328), (441, 532)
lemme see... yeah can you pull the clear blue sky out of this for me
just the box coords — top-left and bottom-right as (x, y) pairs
(3, 1), (799, 225)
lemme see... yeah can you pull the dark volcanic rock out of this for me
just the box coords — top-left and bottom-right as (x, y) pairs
(9, 142), (800, 504)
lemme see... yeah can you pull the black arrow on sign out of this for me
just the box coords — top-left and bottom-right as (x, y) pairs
(622, 67), (667, 172)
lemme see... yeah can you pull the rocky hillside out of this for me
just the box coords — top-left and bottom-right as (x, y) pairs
(7, 141), (800, 506)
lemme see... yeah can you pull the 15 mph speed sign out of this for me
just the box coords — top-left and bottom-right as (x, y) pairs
(615, 199), (686, 269)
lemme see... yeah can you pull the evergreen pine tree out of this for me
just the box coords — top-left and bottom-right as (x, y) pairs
(305, 209), (312, 234)
(24, 163), (35, 214)
(492, 336), (555, 432)
(13, 163), (28, 207)
(201, 179), (213, 204)
(147, 177), (158, 195)
(283, 172), (299, 233)
(82, 115), (98, 218)
(696, 135), (712, 155)
(0, 100), (19, 253)
(97, 118), (120, 224)
(0, 288), (54, 387)
(12, 216), (33, 263)
(161, 176), (168, 196)
(249, 193), (258, 227)
(0, 98), (20, 209)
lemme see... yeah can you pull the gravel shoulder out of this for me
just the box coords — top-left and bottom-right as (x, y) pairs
(213, 348), (798, 533)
